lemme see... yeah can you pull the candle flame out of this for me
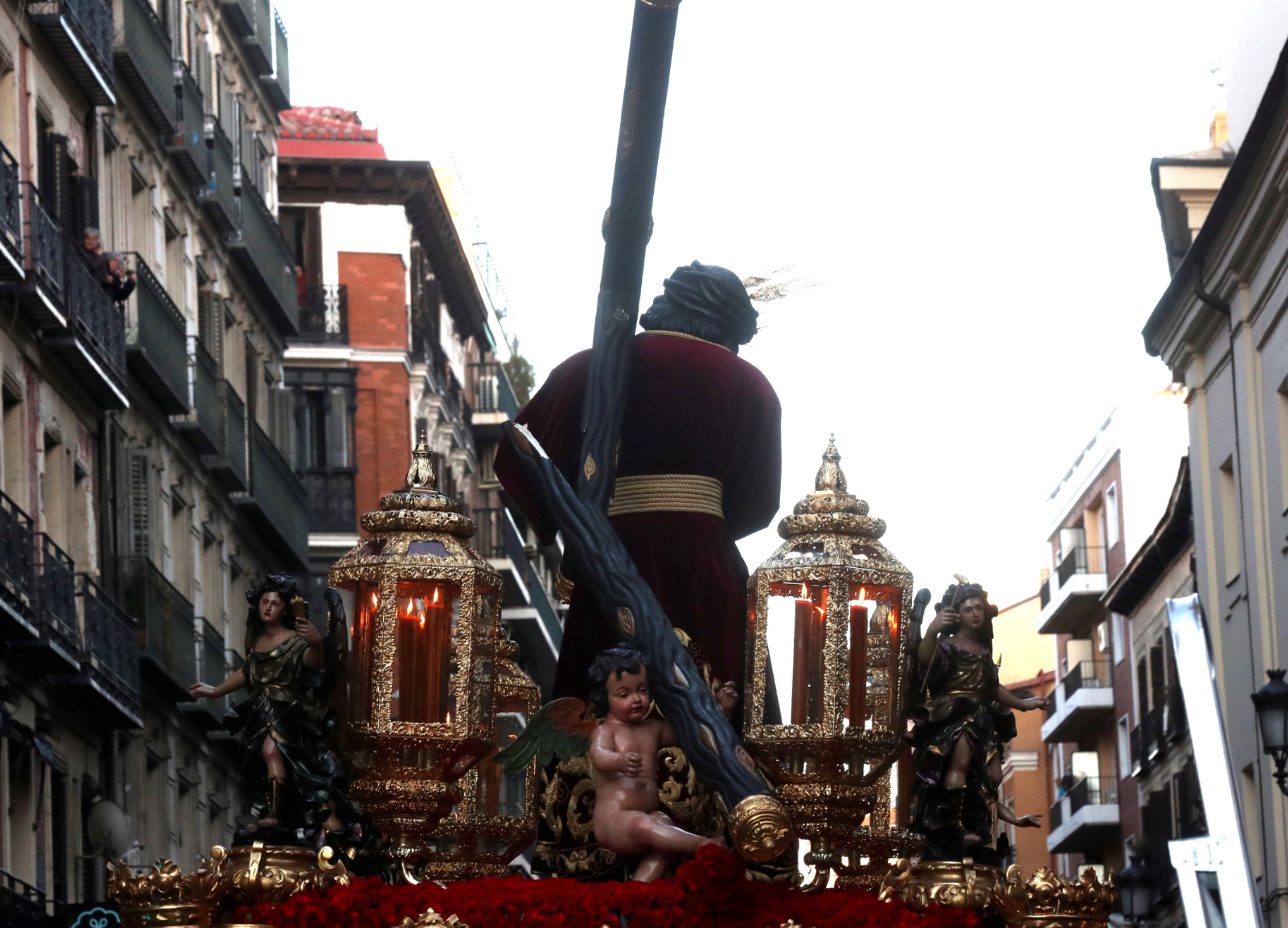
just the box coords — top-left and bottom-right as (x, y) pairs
(446, 711), (453, 725)
(433, 587), (441, 604)
(370, 592), (379, 609)
(859, 587), (866, 600)
(419, 610), (426, 629)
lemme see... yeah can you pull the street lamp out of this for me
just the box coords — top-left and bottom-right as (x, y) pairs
(1117, 852), (1153, 924)
(1251, 669), (1288, 796)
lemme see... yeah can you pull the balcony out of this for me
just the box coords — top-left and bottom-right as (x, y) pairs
(17, 184), (65, 327)
(300, 467), (356, 534)
(45, 242), (128, 409)
(1047, 776), (1120, 854)
(0, 489), (36, 634)
(469, 360), (520, 442)
(126, 258), (189, 414)
(168, 63), (206, 184)
(260, 9), (289, 111)
(113, 0), (175, 134)
(1042, 659), (1114, 743)
(55, 574), (142, 729)
(235, 422), (309, 569)
(242, 0), (272, 74)
(0, 143), (21, 280)
(204, 379), (248, 491)
(295, 285), (348, 344)
(220, 0), (254, 36)
(1131, 687), (1189, 778)
(477, 506), (531, 608)
(27, 0), (115, 105)
(1036, 546), (1108, 635)
(180, 618), (229, 730)
(198, 122), (237, 234)
(174, 337), (220, 452)
(118, 555), (196, 702)
(230, 180), (298, 335)
(0, 867), (48, 928)
(7, 535), (82, 674)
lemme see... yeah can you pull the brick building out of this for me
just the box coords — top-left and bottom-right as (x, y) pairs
(277, 107), (562, 700)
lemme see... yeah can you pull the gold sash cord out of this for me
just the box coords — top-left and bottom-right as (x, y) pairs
(605, 474), (724, 519)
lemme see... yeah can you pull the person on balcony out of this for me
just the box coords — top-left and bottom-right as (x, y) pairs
(493, 261), (782, 727)
(98, 252), (136, 302)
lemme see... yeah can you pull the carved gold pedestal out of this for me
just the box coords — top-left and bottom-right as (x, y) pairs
(108, 842), (351, 926)
(221, 841), (351, 907)
(878, 858), (1118, 928)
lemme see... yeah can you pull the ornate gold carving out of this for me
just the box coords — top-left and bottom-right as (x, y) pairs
(736, 745), (757, 774)
(393, 909), (471, 928)
(878, 859), (1118, 927)
(555, 569), (576, 604)
(107, 848), (228, 927)
(673, 663), (690, 688)
(329, 443), (504, 872)
(617, 606), (635, 636)
(727, 794), (793, 862)
(744, 438), (920, 889)
(583, 454), (597, 481)
(222, 842), (350, 907)
(698, 723), (719, 754)
(406, 430), (437, 490)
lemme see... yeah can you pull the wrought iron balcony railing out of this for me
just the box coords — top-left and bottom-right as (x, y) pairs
(113, 0), (175, 134)
(230, 178), (298, 335)
(36, 534), (79, 659)
(24, 183), (62, 303)
(0, 141), (19, 278)
(117, 555), (196, 701)
(1060, 659), (1110, 701)
(126, 256), (190, 414)
(261, 8), (289, 111)
(237, 422), (309, 569)
(198, 121), (238, 235)
(243, 0), (272, 74)
(299, 467), (357, 534)
(57, 241), (127, 405)
(469, 360), (520, 418)
(77, 573), (142, 724)
(205, 379), (248, 491)
(1056, 545), (1107, 587)
(169, 62), (206, 184)
(0, 489), (35, 625)
(296, 285), (348, 343)
(27, 0), (115, 105)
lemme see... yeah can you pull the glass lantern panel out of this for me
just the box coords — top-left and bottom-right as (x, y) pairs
(766, 580), (828, 725)
(495, 708), (529, 819)
(847, 583), (901, 732)
(391, 580), (459, 723)
(347, 581), (378, 726)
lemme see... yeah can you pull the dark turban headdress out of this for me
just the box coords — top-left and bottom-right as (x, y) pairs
(639, 260), (759, 349)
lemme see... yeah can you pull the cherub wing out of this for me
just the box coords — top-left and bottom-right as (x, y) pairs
(493, 697), (595, 774)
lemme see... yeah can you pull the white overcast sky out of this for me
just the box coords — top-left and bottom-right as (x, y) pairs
(276, 0), (1259, 609)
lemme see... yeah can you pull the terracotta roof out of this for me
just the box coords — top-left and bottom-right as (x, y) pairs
(278, 107), (387, 159)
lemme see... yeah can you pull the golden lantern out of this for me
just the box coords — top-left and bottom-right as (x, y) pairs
(743, 437), (922, 889)
(420, 629), (541, 880)
(329, 434), (501, 878)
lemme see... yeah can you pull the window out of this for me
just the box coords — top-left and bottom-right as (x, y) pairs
(2, 376), (24, 504)
(1219, 456), (1240, 582)
(1116, 717), (1131, 784)
(1242, 764), (1263, 879)
(1111, 612), (1126, 665)
(1105, 483), (1119, 548)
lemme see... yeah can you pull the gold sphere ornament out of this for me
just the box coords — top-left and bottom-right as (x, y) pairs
(743, 437), (923, 889)
(329, 432), (503, 877)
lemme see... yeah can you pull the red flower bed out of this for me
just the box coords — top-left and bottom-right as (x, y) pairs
(234, 846), (978, 928)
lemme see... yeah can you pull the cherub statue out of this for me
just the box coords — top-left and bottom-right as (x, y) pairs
(909, 579), (1048, 862)
(189, 575), (374, 858)
(496, 645), (735, 881)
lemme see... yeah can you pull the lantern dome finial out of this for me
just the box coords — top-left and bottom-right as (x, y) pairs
(406, 430), (436, 492)
(778, 437), (882, 538)
(812, 433), (846, 496)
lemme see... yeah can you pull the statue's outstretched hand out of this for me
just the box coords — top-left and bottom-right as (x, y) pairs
(295, 615), (324, 647)
(714, 681), (739, 717)
(189, 683), (216, 700)
(1015, 814), (1042, 828)
(1020, 696), (1048, 712)
(931, 609), (960, 636)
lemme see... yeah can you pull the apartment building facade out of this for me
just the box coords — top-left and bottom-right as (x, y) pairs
(1143, 33), (1288, 927)
(1033, 396), (1187, 880)
(276, 107), (563, 698)
(1104, 457), (1202, 928)
(0, 0), (299, 921)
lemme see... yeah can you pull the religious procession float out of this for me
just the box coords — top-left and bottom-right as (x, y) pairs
(104, 2), (1121, 926)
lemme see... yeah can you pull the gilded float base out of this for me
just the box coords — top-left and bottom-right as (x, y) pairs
(221, 842), (351, 908)
(878, 858), (1117, 928)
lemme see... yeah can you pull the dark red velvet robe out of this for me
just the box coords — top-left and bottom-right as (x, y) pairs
(493, 333), (782, 706)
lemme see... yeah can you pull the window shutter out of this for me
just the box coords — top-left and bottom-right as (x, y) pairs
(198, 289), (221, 364)
(75, 175), (99, 240)
(127, 450), (152, 558)
(48, 134), (74, 235)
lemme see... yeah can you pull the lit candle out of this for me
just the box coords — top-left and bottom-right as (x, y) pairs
(849, 603), (867, 726)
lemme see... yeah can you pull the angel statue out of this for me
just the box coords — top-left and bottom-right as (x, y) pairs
(908, 578), (1048, 864)
(497, 645), (735, 882)
(189, 575), (376, 861)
